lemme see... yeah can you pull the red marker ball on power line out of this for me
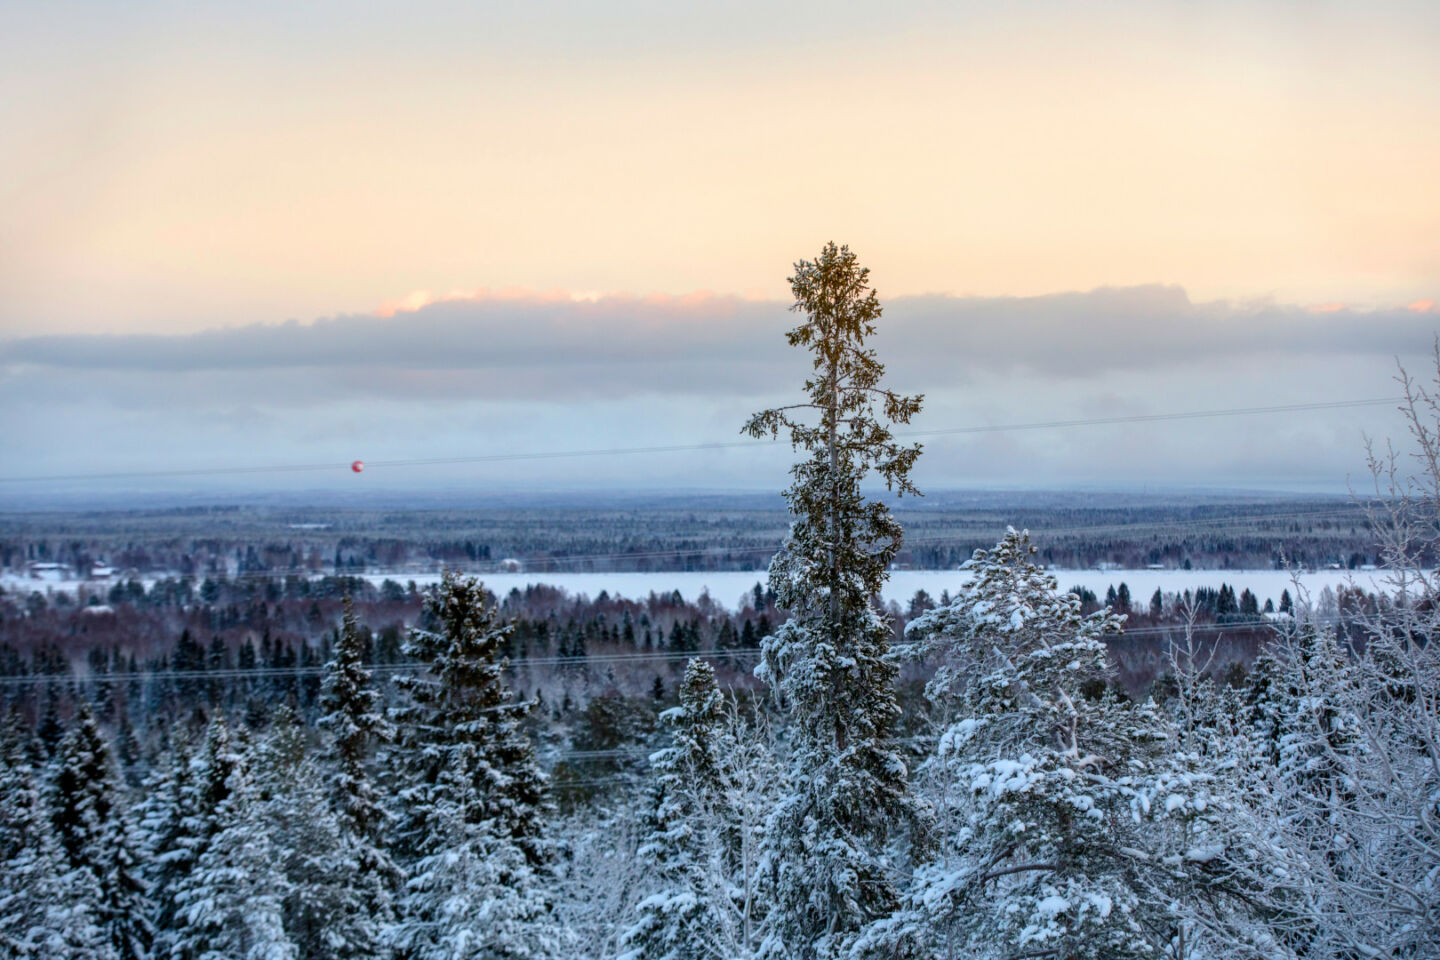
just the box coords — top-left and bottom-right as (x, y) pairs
(351, 460), (365, 473)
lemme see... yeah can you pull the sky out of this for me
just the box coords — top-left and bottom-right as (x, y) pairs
(2, 1), (1438, 500)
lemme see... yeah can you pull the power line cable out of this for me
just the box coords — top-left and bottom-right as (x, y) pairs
(905, 397), (1402, 438)
(0, 615), (1337, 689)
(0, 396), (1402, 485)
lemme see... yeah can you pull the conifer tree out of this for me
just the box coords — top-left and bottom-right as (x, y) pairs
(318, 595), (400, 955)
(860, 530), (1170, 959)
(152, 716), (240, 960)
(623, 659), (727, 960)
(624, 658), (779, 960)
(39, 685), (64, 756)
(1273, 626), (1358, 802)
(171, 731), (295, 960)
(0, 719), (115, 959)
(1241, 646), (1286, 768)
(138, 727), (197, 946)
(114, 710), (143, 789)
(391, 572), (557, 959)
(396, 800), (558, 960)
(51, 702), (153, 960)
(259, 710), (380, 960)
(319, 599), (398, 886)
(394, 572), (547, 864)
(742, 242), (924, 958)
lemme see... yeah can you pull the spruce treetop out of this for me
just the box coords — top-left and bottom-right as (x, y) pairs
(744, 241), (923, 615)
(396, 570), (549, 866)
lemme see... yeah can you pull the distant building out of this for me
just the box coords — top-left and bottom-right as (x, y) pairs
(28, 561), (70, 582)
(498, 558), (524, 573)
(89, 563), (115, 580)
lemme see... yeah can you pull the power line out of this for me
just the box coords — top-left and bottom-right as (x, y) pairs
(0, 615), (1331, 690)
(905, 397), (1402, 439)
(0, 396), (1402, 485)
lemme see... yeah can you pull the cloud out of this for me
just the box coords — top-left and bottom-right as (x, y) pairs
(2, 292), (779, 380)
(2, 286), (1433, 406)
(0, 284), (1434, 420)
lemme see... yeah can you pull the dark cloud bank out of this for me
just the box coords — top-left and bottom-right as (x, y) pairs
(3, 286), (1434, 402)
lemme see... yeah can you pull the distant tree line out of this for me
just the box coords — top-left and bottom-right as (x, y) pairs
(1, 494), (1395, 579)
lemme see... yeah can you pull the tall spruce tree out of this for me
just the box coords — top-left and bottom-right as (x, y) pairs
(316, 599), (398, 956)
(394, 572), (547, 864)
(742, 242), (924, 959)
(0, 718), (115, 959)
(320, 600), (395, 842)
(623, 658), (728, 960)
(51, 702), (153, 960)
(391, 572), (557, 959)
(170, 731), (295, 960)
(152, 715), (240, 960)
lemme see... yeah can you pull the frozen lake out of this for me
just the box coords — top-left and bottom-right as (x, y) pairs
(4, 567), (1400, 612)
(355, 567), (1393, 611)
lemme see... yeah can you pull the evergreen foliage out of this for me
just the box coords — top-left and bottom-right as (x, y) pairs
(51, 702), (154, 960)
(0, 718), (116, 959)
(152, 715), (241, 960)
(623, 659), (728, 960)
(624, 658), (780, 960)
(861, 529), (1173, 958)
(318, 597), (399, 944)
(170, 729), (294, 960)
(394, 572), (548, 865)
(391, 571), (557, 959)
(258, 711), (384, 960)
(742, 241), (924, 958)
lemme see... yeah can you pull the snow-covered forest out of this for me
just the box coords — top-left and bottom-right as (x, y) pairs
(4, 246), (1440, 959)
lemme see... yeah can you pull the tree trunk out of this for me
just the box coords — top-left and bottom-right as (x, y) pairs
(828, 341), (845, 754)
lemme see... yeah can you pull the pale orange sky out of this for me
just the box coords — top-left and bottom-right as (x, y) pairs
(2, 1), (1437, 335)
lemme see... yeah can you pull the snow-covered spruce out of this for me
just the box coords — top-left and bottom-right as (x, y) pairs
(0, 716), (116, 959)
(743, 242), (926, 960)
(622, 658), (780, 960)
(389, 571), (562, 959)
(138, 724), (202, 955)
(50, 701), (153, 960)
(260, 708), (389, 960)
(169, 724), (294, 960)
(317, 597), (400, 953)
(857, 528), (1175, 960)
